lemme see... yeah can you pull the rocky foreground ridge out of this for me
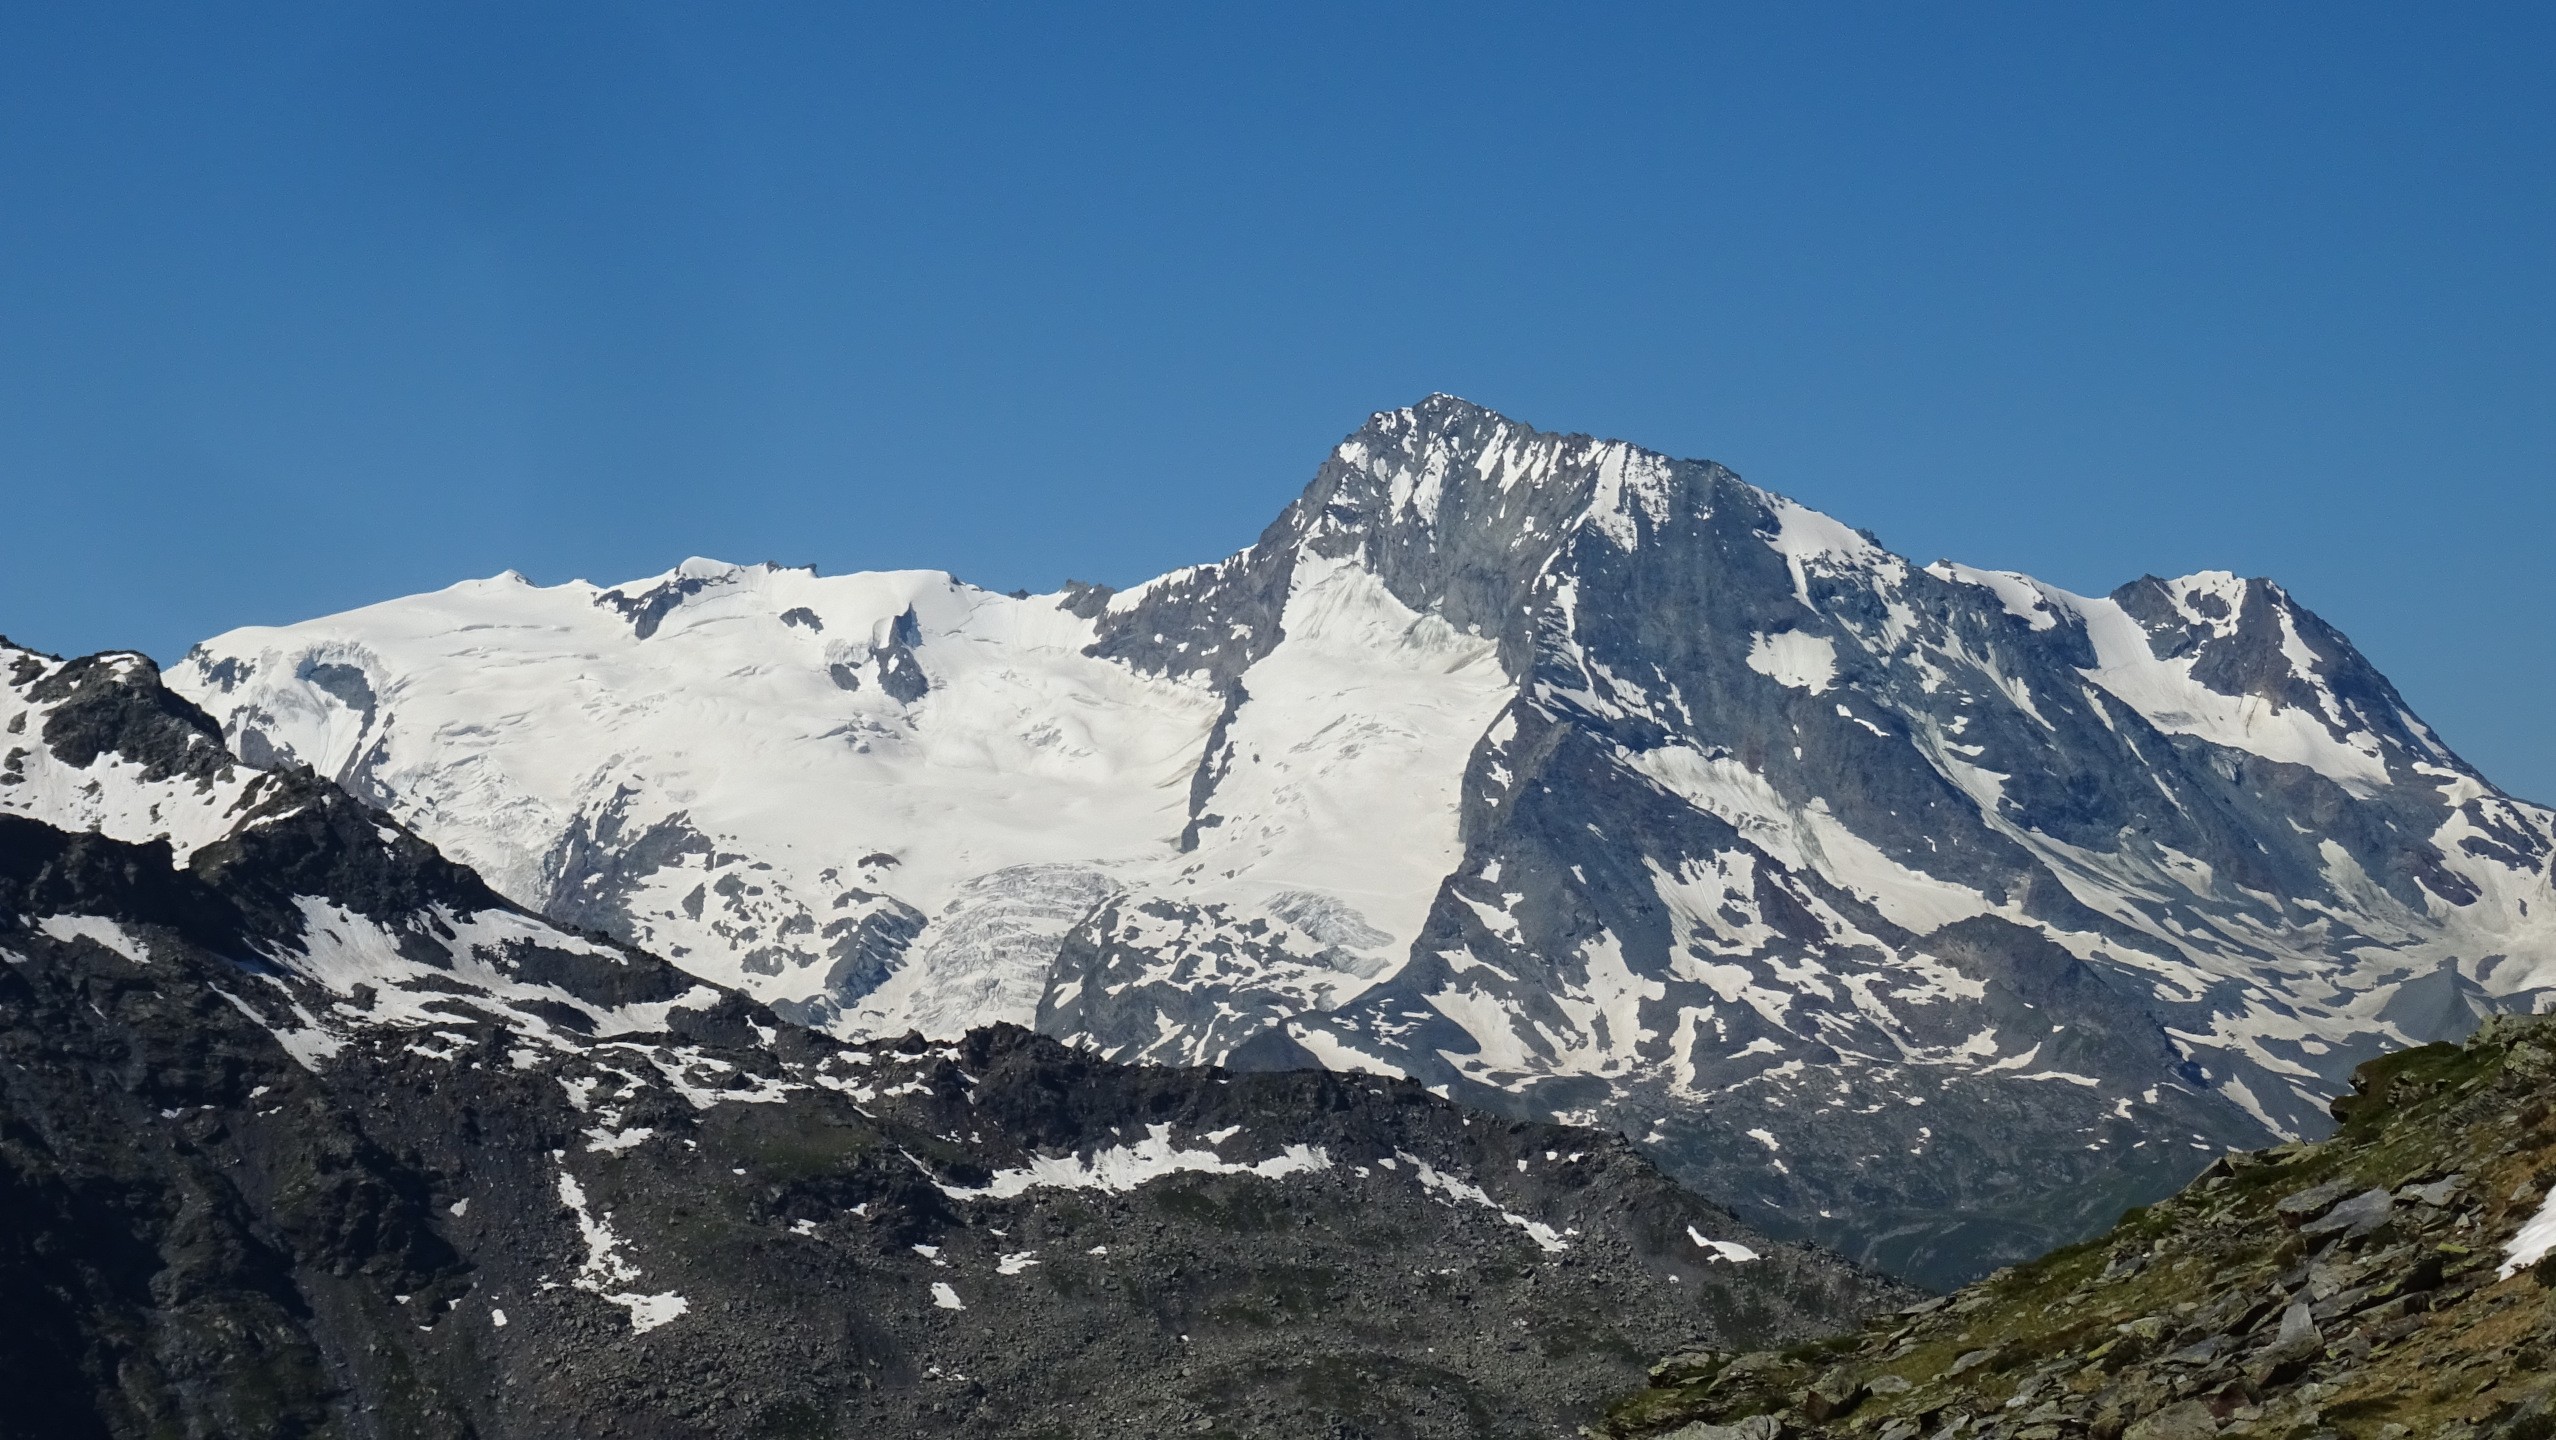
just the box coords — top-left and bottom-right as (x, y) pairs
(0, 637), (1905, 1438)
(1601, 1011), (2556, 1440)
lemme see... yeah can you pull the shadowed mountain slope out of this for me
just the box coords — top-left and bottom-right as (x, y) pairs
(0, 637), (1903, 1437)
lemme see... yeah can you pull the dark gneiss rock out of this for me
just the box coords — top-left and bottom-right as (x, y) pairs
(2275, 1176), (2363, 1221)
(2297, 1187), (2393, 1240)
(0, 923), (1898, 1437)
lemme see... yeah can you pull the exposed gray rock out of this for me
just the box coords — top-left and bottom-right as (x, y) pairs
(0, 654), (1912, 1437)
(872, 604), (931, 701)
(2275, 1177), (2362, 1221)
(2400, 1173), (2465, 1207)
(1945, 1349), (1997, 1379)
(593, 563), (736, 639)
(2298, 1187), (2393, 1239)
(164, 398), (2556, 1289)
(2246, 1301), (2324, 1386)
(1668, 1417), (1785, 1440)
(2125, 1400), (2221, 1440)
(2160, 1335), (2232, 1367)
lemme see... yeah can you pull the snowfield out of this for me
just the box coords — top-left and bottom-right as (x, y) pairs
(162, 395), (2556, 1277)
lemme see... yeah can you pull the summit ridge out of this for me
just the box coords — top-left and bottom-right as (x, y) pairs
(169, 399), (2556, 1284)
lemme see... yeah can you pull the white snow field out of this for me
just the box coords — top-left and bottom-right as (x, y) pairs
(173, 549), (1508, 1039)
(165, 397), (2556, 1170)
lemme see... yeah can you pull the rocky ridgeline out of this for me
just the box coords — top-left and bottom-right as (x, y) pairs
(174, 397), (2556, 1288)
(0, 856), (1900, 1439)
(1600, 1013), (2556, 1440)
(0, 640), (1906, 1438)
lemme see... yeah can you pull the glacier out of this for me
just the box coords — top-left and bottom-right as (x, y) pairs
(165, 395), (2556, 1283)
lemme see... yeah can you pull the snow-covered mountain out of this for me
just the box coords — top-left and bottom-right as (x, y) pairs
(171, 396), (2556, 1283)
(5, 638), (1892, 1435)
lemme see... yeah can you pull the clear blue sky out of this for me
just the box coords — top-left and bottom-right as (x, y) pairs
(3, 4), (2550, 800)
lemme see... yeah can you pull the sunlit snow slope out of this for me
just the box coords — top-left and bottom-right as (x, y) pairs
(173, 549), (1502, 1046)
(172, 396), (2556, 1283)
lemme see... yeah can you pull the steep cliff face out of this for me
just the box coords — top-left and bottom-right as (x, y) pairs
(167, 398), (2556, 1283)
(0, 638), (1902, 1438)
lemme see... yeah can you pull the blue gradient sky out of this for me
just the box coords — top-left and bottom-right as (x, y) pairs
(3, 4), (2550, 798)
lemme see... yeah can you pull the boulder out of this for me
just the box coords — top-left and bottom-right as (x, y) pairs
(2276, 1178), (2363, 1223)
(2300, 1188), (2394, 1240)
(1796, 1370), (1867, 1423)
(1650, 1349), (1730, 1388)
(2400, 1175), (2466, 1208)
(2245, 1302), (2323, 1386)
(1944, 1349), (1998, 1380)
(1667, 1415), (1784, 1440)
(2125, 1399), (2222, 1440)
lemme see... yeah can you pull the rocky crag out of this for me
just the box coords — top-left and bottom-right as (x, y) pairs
(1600, 1011), (2556, 1440)
(0, 638), (1905, 1438)
(173, 397), (2556, 1285)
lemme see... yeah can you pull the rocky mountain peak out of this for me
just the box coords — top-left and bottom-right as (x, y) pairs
(163, 400), (2556, 1286)
(2105, 569), (2455, 786)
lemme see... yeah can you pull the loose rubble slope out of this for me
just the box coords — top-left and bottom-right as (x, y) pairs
(1602, 1011), (2556, 1440)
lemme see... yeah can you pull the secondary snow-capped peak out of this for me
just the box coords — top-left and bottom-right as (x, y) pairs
(1, 641), (265, 862)
(178, 563), (1228, 1015)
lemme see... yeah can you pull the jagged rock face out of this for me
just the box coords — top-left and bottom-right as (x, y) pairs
(0, 637), (1903, 1438)
(164, 398), (2556, 1285)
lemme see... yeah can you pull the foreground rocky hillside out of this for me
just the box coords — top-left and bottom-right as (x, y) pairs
(1600, 1010), (2556, 1440)
(0, 638), (1904, 1438)
(175, 396), (2556, 1284)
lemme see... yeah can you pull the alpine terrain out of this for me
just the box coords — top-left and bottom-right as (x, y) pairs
(1599, 1010), (2556, 1440)
(171, 397), (2556, 1286)
(0, 637), (1906, 1437)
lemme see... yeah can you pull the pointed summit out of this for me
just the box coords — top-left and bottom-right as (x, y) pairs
(167, 399), (2556, 1287)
